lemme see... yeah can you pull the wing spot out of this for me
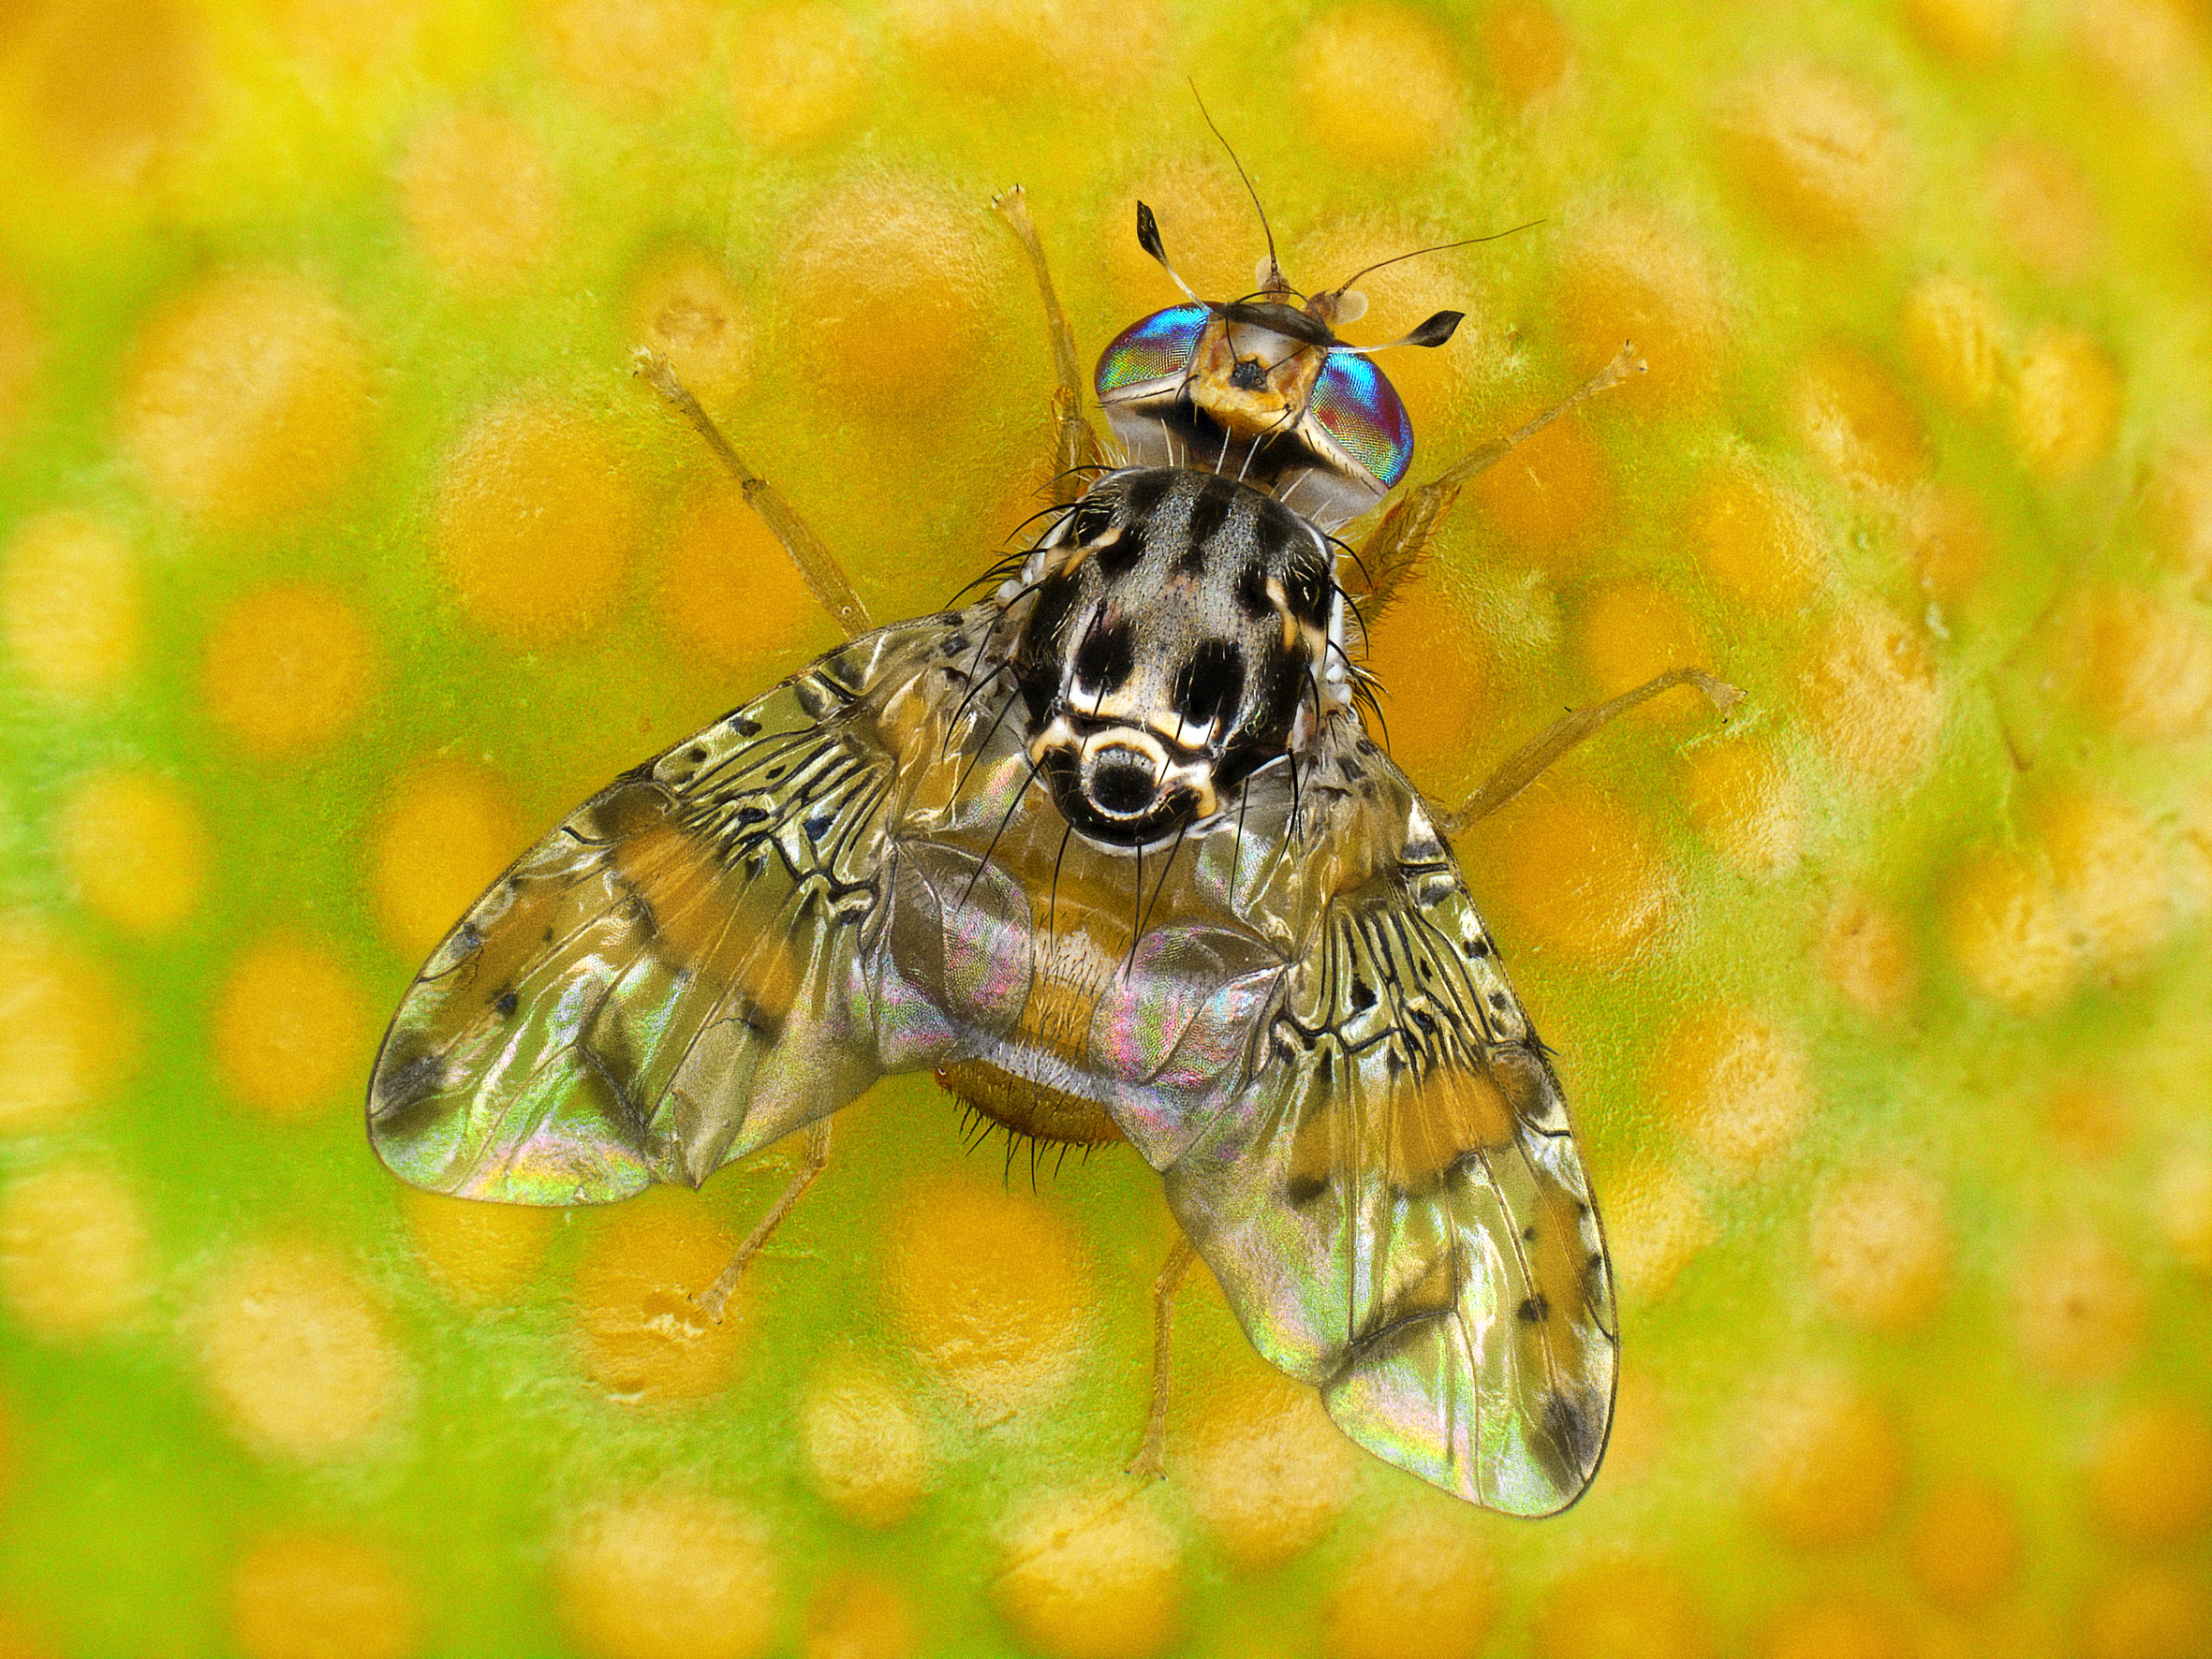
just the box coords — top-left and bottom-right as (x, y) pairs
(1286, 1173), (1328, 1206)
(493, 989), (518, 1019)
(727, 714), (760, 736)
(1518, 1293), (1551, 1324)
(377, 1050), (447, 1108)
(1350, 977), (1376, 1011)
(1541, 1387), (1605, 1480)
(735, 994), (784, 1044)
(1581, 1252), (1614, 1321)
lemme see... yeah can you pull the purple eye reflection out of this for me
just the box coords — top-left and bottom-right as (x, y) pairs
(1095, 303), (1209, 396)
(1310, 351), (1415, 491)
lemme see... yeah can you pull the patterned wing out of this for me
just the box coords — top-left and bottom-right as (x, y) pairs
(367, 618), (986, 1206)
(1158, 800), (1617, 1516)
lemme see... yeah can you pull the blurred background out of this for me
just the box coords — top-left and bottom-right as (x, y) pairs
(0, 0), (2208, 1654)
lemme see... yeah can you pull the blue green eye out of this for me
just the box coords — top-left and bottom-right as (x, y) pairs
(1310, 352), (1414, 490)
(1095, 304), (1209, 396)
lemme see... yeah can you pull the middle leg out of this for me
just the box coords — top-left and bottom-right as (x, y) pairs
(1349, 340), (1644, 622)
(634, 347), (874, 639)
(1328, 342), (1742, 828)
(632, 352), (869, 1317)
(692, 1118), (835, 1324)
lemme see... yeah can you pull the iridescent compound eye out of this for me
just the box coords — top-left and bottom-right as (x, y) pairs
(1309, 351), (1415, 492)
(1095, 303), (1210, 398)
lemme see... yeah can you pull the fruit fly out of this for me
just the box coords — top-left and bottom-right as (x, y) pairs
(368, 169), (1735, 1516)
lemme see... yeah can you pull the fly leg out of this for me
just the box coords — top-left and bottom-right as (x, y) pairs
(1128, 1234), (1197, 1480)
(1348, 340), (1644, 623)
(994, 185), (1104, 506)
(1335, 339), (1740, 825)
(692, 1119), (834, 1324)
(634, 353), (853, 1316)
(1434, 668), (1745, 835)
(634, 348), (873, 640)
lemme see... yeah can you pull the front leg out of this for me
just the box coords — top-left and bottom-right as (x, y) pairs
(994, 185), (1104, 505)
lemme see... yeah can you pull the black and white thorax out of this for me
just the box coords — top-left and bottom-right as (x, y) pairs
(1007, 466), (1352, 851)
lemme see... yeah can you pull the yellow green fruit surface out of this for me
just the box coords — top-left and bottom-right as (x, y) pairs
(4, 0), (2212, 1654)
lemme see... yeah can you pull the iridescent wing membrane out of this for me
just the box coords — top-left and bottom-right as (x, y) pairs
(368, 618), (979, 1205)
(1152, 773), (1617, 1516)
(369, 612), (1614, 1511)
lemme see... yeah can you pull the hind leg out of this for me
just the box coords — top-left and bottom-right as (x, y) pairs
(1128, 1235), (1197, 1480)
(690, 1119), (835, 1324)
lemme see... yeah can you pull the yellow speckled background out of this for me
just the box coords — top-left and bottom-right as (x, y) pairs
(2, 0), (2210, 1654)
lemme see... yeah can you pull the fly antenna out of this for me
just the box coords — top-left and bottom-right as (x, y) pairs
(1317, 218), (1547, 306)
(1190, 81), (1284, 291)
(1330, 310), (1467, 356)
(1135, 202), (1202, 302)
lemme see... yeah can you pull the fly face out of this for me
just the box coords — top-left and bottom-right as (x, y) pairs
(1010, 466), (1336, 850)
(1091, 203), (1467, 530)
